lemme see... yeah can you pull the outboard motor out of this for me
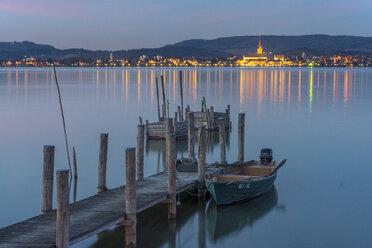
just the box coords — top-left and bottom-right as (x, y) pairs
(260, 148), (273, 165)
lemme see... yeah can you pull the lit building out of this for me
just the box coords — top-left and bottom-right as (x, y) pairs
(242, 37), (268, 65)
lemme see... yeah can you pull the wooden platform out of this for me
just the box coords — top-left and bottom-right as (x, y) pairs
(0, 168), (217, 248)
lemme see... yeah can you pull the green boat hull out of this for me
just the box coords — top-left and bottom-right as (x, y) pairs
(205, 173), (277, 205)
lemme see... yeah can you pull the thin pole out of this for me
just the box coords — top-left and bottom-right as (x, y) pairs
(179, 71), (184, 121)
(53, 66), (72, 176)
(136, 124), (145, 181)
(72, 147), (77, 179)
(161, 75), (166, 119)
(156, 77), (161, 121)
(97, 133), (109, 193)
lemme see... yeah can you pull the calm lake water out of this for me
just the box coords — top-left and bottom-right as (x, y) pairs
(0, 67), (372, 247)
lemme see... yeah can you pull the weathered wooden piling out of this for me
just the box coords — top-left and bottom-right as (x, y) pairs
(56, 169), (69, 248)
(238, 113), (245, 164)
(136, 125), (145, 181)
(177, 105), (182, 122)
(187, 112), (195, 158)
(219, 118), (227, 164)
(97, 133), (108, 193)
(210, 106), (215, 130)
(138, 116), (143, 125)
(165, 118), (174, 135)
(145, 120), (149, 139)
(125, 148), (136, 248)
(167, 134), (176, 219)
(41, 145), (55, 213)
(198, 125), (207, 197)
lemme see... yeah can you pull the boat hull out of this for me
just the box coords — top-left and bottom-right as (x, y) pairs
(205, 174), (277, 205)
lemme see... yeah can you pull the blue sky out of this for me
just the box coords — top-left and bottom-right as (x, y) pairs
(0, 0), (371, 50)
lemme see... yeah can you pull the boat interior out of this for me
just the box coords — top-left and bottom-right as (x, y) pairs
(208, 161), (277, 182)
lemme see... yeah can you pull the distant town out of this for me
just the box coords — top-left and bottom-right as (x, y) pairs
(1, 39), (371, 68)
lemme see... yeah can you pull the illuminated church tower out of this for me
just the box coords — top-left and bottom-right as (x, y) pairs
(257, 37), (263, 54)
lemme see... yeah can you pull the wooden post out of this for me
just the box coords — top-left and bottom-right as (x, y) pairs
(125, 148), (136, 248)
(201, 98), (204, 112)
(162, 104), (166, 121)
(173, 112), (177, 134)
(210, 106), (214, 130)
(72, 147), (77, 179)
(97, 133), (108, 193)
(167, 134), (176, 219)
(187, 112), (195, 158)
(41, 145), (55, 213)
(161, 75), (166, 118)
(165, 118), (174, 136)
(238, 113), (245, 164)
(179, 71), (184, 121)
(177, 105), (182, 122)
(56, 169), (69, 248)
(136, 125), (144, 181)
(219, 118), (227, 164)
(198, 126), (206, 198)
(138, 116), (143, 125)
(156, 77), (161, 121)
(145, 120), (149, 139)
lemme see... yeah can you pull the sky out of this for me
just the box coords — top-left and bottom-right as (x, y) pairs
(0, 0), (371, 51)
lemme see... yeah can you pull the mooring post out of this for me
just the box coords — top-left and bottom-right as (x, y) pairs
(97, 133), (108, 193)
(219, 118), (227, 164)
(165, 118), (174, 136)
(125, 148), (136, 248)
(56, 169), (69, 248)
(167, 133), (176, 219)
(210, 106), (214, 130)
(41, 145), (55, 214)
(177, 105), (182, 122)
(238, 113), (245, 164)
(198, 125), (206, 198)
(136, 125), (145, 181)
(187, 112), (195, 158)
(145, 120), (149, 139)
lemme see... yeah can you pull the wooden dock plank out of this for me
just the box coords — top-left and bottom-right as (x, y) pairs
(0, 169), (217, 248)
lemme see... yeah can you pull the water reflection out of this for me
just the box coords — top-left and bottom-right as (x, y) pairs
(206, 187), (278, 243)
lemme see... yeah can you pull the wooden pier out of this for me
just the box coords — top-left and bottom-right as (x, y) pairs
(0, 169), (217, 248)
(0, 112), (247, 248)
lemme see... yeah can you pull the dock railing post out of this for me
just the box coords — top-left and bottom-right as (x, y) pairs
(41, 145), (55, 214)
(219, 118), (227, 164)
(167, 134), (177, 219)
(125, 148), (136, 248)
(136, 125), (145, 181)
(187, 112), (195, 159)
(97, 133), (109, 193)
(238, 113), (245, 164)
(198, 125), (206, 198)
(56, 169), (69, 248)
(165, 118), (174, 136)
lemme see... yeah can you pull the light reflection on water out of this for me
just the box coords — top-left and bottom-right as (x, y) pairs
(0, 67), (372, 248)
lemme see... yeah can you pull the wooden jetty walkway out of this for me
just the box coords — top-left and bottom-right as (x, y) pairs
(0, 111), (247, 248)
(0, 169), (216, 248)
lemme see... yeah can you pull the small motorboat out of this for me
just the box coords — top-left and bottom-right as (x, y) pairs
(205, 151), (286, 205)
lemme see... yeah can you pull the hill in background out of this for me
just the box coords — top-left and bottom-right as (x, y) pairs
(1, 34), (372, 60)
